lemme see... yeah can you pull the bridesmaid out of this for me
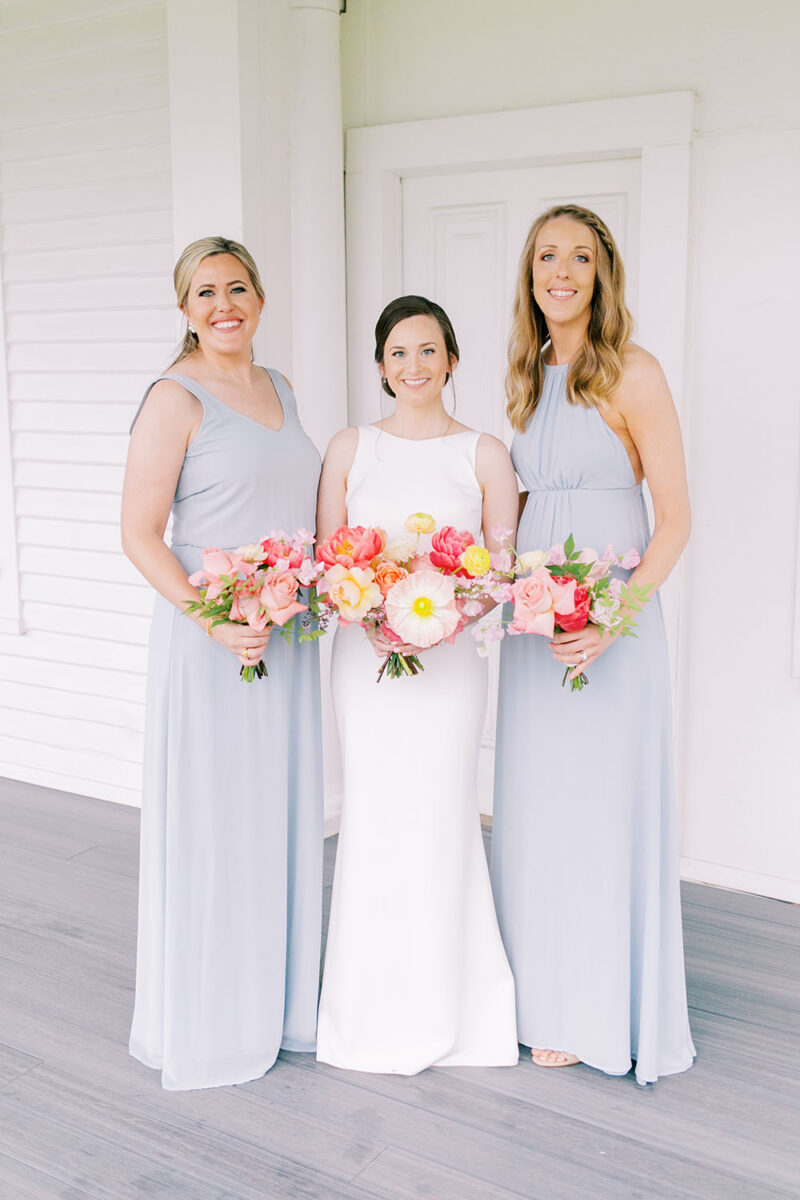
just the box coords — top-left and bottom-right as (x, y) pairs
(492, 206), (695, 1084)
(121, 236), (323, 1090)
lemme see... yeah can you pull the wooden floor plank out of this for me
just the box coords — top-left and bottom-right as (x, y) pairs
(0, 783), (798, 1200)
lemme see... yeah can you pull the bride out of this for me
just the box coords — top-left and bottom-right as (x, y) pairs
(315, 295), (519, 1073)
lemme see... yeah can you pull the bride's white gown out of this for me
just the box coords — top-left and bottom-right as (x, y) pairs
(316, 425), (518, 1074)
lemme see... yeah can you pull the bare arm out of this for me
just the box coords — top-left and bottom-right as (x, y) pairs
(315, 426), (359, 542)
(551, 349), (690, 680)
(121, 380), (268, 661)
(615, 348), (691, 596)
(475, 433), (520, 552)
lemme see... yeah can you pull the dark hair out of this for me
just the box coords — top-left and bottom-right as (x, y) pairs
(374, 295), (460, 397)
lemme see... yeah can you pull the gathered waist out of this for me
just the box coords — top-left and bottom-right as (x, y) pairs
(526, 483), (643, 495)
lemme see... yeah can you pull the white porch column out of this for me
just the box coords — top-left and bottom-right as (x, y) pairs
(165, 0), (293, 368)
(289, 0), (348, 452)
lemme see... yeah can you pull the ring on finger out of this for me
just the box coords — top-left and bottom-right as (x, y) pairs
(580, 651), (588, 663)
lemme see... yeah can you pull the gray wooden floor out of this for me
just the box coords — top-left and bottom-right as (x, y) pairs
(0, 778), (798, 1200)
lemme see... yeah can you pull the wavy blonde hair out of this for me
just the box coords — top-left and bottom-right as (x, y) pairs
(170, 235), (265, 366)
(506, 205), (633, 432)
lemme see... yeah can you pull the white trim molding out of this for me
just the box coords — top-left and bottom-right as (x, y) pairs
(346, 90), (695, 422)
(681, 857), (800, 905)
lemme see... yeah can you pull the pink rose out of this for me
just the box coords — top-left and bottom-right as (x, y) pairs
(374, 560), (409, 596)
(509, 568), (558, 636)
(260, 571), (307, 626)
(316, 525), (386, 569)
(238, 589), (270, 631)
(188, 547), (252, 600)
(509, 568), (577, 637)
(429, 526), (474, 575)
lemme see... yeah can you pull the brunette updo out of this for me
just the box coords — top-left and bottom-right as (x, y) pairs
(374, 295), (460, 397)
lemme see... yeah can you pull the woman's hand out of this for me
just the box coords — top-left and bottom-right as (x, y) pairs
(550, 626), (617, 681)
(364, 626), (421, 660)
(208, 620), (271, 667)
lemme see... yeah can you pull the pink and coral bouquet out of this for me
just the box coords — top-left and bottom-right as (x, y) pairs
(472, 532), (651, 691)
(315, 514), (511, 681)
(184, 529), (322, 681)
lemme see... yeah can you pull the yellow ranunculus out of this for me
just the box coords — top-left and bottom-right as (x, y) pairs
(461, 544), (492, 577)
(404, 512), (436, 535)
(326, 564), (381, 622)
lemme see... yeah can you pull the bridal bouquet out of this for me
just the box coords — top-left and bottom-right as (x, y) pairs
(185, 529), (322, 681)
(316, 513), (511, 681)
(472, 532), (651, 692)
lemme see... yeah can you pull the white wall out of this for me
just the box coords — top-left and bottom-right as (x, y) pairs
(0, 0), (347, 814)
(340, 0), (800, 900)
(0, 0), (176, 804)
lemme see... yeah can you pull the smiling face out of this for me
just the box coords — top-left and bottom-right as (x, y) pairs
(182, 253), (264, 356)
(379, 314), (456, 404)
(531, 216), (597, 333)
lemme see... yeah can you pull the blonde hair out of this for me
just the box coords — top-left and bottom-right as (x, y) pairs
(170, 236), (265, 366)
(506, 205), (633, 432)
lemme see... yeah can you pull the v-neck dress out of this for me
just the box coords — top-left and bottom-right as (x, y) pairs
(128, 368), (323, 1090)
(491, 362), (695, 1085)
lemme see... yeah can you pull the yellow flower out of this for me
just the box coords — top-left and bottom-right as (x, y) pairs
(461, 544), (492, 577)
(326, 564), (381, 622)
(404, 512), (436, 535)
(516, 549), (548, 574)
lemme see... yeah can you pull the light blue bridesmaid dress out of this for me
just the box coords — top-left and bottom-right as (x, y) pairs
(492, 361), (695, 1085)
(128, 369), (323, 1090)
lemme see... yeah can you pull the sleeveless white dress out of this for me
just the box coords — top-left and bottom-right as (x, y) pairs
(316, 425), (518, 1074)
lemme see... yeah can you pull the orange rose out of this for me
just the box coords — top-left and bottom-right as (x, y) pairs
(374, 560), (409, 596)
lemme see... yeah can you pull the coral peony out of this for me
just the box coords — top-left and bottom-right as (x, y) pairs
(429, 526), (473, 575)
(316, 525), (386, 569)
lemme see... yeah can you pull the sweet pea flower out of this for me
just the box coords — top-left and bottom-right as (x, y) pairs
(547, 544), (567, 566)
(491, 524), (514, 545)
(619, 548), (641, 570)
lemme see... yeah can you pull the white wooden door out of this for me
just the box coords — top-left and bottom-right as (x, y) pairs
(400, 157), (642, 813)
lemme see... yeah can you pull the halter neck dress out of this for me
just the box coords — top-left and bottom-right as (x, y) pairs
(492, 361), (695, 1085)
(128, 368), (323, 1090)
(316, 425), (518, 1074)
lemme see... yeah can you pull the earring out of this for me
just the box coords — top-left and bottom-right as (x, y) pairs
(188, 322), (197, 335)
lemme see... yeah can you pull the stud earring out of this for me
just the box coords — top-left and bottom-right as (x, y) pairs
(188, 322), (197, 335)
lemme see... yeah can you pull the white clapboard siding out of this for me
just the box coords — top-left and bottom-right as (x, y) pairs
(10, 373), (156, 402)
(21, 575), (153, 617)
(0, 679), (144, 732)
(0, 1), (172, 804)
(13, 405), (138, 434)
(16, 488), (122, 521)
(22, 602), (151, 646)
(3, 242), (174, 282)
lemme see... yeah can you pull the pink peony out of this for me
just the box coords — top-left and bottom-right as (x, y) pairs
(316, 525), (386, 569)
(260, 536), (304, 569)
(429, 526), (474, 575)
